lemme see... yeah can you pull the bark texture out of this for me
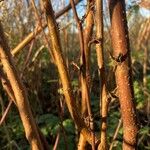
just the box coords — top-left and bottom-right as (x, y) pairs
(0, 22), (44, 150)
(109, 0), (138, 149)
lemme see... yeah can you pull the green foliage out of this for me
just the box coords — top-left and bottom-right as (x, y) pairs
(38, 114), (76, 149)
(38, 114), (60, 136)
(58, 79), (79, 95)
(0, 111), (29, 150)
(138, 126), (150, 149)
(134, 81), (144, 109)
(58, 119), (76, 150)
(146, 75), (150, 89)
(107, 111), (122, 145)
(139, 126), (149, 135)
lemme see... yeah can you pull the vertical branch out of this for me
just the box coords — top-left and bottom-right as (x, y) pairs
(80, 0), (94, 116)
(78, 0), (95, 149)
(69, 0), (84, 58)
(69, 0), (95, 149)
(109, 0), (138, 149)
(0, 22), (44, 150)
(95, 0), (109, 149)
(84, 1), (94, 87)
(42, 0), (99, 146)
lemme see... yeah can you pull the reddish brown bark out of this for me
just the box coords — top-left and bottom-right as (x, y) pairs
(109, 0), (138, 149)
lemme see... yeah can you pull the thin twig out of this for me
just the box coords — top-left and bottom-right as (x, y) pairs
(31, 0), (55, 61)
(0, 68), (16, 126)
(0, 68), (16, 105)
(53, 132), (60, 150)
(23, 40), (35, 68)
(109, 119), (122, 150)
(30, 45), (45, 64)
(20, 40), (35, 78)
(0, 100), (13, 126)
(71, 61), (80, 70)
(0, 95), (12, 150)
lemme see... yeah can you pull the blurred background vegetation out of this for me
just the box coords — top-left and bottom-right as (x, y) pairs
(0, 0), (149, 149)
